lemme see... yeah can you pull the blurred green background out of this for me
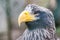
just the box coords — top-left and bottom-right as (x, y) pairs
(0, 0), (60, 40)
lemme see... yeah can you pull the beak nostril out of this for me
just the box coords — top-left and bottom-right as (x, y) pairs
(25, 13), (28, 15)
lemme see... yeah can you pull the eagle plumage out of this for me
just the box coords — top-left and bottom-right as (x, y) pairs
(17, 4), (57, 40)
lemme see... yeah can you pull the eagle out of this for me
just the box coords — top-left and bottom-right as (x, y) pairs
(17, 4), (57, 40)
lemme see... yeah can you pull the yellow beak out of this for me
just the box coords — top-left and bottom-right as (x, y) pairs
(18, 10), (36, 26)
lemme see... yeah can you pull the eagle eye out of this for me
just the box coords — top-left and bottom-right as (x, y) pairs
(34, 10), (41, 14)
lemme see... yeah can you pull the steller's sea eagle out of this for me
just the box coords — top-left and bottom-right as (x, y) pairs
(17, 4), (57, 40)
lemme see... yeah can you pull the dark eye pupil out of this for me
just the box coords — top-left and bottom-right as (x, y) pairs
(34, 11), (40, 14)
(34, 12), (37, 14)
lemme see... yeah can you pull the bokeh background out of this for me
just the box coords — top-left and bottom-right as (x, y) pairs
(0, 0), (60, 40)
